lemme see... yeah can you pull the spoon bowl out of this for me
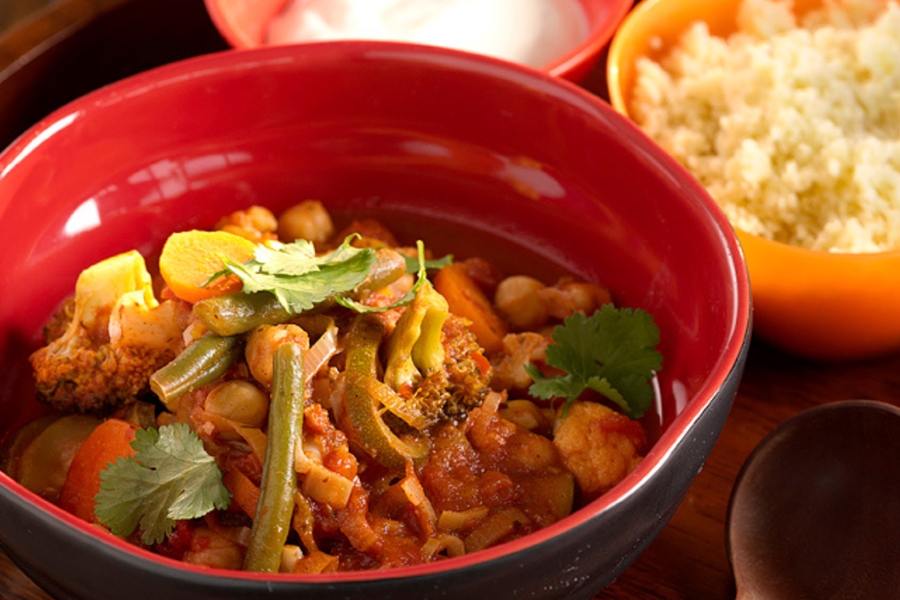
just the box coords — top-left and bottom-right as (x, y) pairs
(727, 400), (900, 599)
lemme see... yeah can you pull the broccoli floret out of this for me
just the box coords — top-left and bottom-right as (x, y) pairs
(416, 314), (492, 422)
(30, 251), (183, 414)
(383, 280), (491, 428)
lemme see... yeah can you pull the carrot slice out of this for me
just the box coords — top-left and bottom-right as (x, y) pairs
(222, 468), (261, 519)
(58, 419), (137, 524)
(159, 230), (257, 303)
(434, 263), (508, 353)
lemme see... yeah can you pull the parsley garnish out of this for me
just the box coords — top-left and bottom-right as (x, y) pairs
(95, 423), (231, 545)
(526, 305), (662, 419)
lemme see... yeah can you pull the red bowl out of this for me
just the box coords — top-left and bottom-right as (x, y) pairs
(203, 0), (634, 82)
(0, 41), (750, 599)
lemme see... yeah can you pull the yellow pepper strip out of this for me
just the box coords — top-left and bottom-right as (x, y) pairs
(384, 279), (449, 398)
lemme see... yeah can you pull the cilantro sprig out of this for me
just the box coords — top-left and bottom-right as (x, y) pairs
(526, 305), (663, 419)
(335, 240), (442, 314)
(211, 235), (451, 316)
(216, 235), (377, 314)
(402, 252), (453, 273)
(95, 423), (231, 545)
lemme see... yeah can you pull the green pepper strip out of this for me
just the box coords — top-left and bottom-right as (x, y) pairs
(243, 342), (305, 573)
(149, 333), (242, 410)
(345, 314), (383, 377)
(343, 316), (429, 472)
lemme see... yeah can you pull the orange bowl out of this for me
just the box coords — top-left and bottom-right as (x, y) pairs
(607, 0), (900, 361)
(204, 0), (633, 82)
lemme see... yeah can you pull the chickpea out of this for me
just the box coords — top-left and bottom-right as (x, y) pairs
(216, 205), (278, 242)
(182, 525), (245, 570)
(494, 275), (550, 330)
(245, 324), (309, 389)
(205, 380), (269, 429)
(542, 278), (613, 319)
(500, 399), (553, 433)
(277, 200), (334, 245)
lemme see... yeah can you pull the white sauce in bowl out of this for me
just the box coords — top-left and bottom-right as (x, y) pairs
(266, 0), (589, 69)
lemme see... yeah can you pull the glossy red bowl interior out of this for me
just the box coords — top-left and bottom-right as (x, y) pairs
(0, 42), (750, 599)
(203, 0), (634, 82)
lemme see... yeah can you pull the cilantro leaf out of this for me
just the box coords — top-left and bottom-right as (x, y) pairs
(526, 305), (662, 419)
(211, 233), (448, 316)
(95, 423), (231, 545)
(402, 252), (453, 273)
(336, 240), (432, 314)
(216, 235), (377, 314)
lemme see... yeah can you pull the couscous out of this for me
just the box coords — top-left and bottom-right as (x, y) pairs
(632, 0), (900, 252)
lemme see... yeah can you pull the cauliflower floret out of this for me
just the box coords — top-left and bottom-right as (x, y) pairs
(30, 250), (183, 414)
(489, 332), (549, 391)
(552, 401), (646, 499)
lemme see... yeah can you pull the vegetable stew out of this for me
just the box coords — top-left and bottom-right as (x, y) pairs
(1, 200), (661, 573)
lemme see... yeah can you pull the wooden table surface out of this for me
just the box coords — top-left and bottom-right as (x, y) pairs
(3, 1), (900, 598)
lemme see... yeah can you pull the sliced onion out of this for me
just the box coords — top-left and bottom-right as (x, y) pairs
(303, 320), (338, 382)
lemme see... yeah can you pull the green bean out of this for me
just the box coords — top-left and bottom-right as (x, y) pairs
(357, 248), (407, 294)
(149, 333), (242, 410)
(194, 292), (292, 337)
(243, 342), (305, 573)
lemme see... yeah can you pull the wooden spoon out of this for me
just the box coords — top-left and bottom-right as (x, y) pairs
(726, 400), (900, 599)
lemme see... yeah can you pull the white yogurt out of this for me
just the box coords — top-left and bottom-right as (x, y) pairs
(266, 0), (589, 69)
